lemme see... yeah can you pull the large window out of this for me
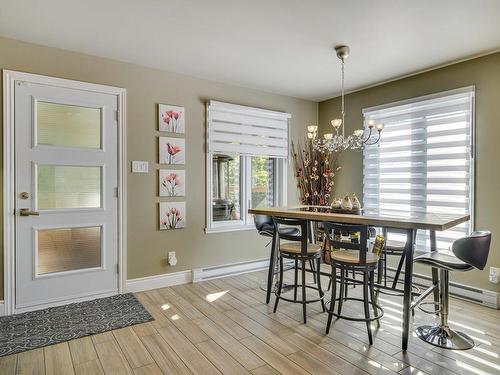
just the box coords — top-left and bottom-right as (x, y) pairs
(206, 101), (289, 232)
(362, 87), (474, 251)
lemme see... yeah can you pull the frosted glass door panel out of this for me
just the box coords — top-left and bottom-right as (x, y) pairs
(37, 226), (102, 275)
(37, 101), (101, 149)
(37, 165), (102, 209)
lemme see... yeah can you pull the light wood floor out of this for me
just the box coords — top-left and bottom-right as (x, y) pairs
(1, 269), (499, 375)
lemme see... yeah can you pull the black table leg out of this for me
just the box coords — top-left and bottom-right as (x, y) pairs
(402, 228), (416, 351)
(430, 230), (440, 315)
(266, 232), (277, 304)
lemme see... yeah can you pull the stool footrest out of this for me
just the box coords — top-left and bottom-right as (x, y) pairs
(327, 297), (384, 322)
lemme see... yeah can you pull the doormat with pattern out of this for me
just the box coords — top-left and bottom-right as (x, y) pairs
(0, 293), (153, 357)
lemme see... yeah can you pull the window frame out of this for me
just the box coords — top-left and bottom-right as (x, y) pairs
(205, 154), (287, 234)
(362, 86), (475, 251)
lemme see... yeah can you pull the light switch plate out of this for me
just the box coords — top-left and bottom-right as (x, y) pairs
(132, 161), (149, 173)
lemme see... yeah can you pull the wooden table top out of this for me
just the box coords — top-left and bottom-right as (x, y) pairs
(248, 206), (470, 231)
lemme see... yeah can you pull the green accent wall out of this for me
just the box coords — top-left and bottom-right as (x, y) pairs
(319, 52), (500, 292)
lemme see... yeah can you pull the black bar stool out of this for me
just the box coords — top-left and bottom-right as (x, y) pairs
(415, 231), (491, 350)
(272, 217), (325, 323)
(324, 222), (383, 345)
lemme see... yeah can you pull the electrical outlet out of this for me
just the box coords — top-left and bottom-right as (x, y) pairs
(168, 251), (177, 266)
(489, 267), (499, 284)
(131, 161), (149, 173)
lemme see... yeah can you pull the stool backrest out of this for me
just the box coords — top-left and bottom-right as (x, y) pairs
(254, 215), (273, 235)
(452, 231), (491, 270)
(322, 222), (369, 264)
(273, 217), (309, 255)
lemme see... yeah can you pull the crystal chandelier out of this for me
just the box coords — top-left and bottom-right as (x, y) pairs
(308, 45), (383, 153)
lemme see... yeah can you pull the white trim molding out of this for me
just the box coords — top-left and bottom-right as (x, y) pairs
(385, 267), (500, 309)
(193, 258), (269, 282)
(0, 301), (5, 316)
(2, 70), (127, 315)
(127, 271), (192, 293)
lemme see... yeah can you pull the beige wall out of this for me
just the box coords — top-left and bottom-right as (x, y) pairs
(0, 36), (318, 299)
(319, 52), (500, 292)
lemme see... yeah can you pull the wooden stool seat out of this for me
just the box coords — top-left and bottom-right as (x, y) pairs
(331, 250), (379, 265)
(280, 242), (322, 255)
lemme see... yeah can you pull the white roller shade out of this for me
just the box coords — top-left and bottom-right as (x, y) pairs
(363, 87), (474, 251)
(207, 100), (291, 158)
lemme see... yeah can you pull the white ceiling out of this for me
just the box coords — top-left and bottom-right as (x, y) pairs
(1, 0), (500, 101)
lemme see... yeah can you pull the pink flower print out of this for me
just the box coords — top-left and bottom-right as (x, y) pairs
(163, 207), (183, 229)
(166, 143), (182, 164)
(162, 172), (182, 196)
(161, 109), (182, 132)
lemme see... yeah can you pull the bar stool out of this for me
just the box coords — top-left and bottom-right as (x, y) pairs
(324, 222), (384, 344)
(380, 228), (408, 288)
(273, 217), (325, 323)
(415, 231), (491, 350)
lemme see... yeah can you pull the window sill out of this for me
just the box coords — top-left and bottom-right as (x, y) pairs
(205, 225), (256, 234)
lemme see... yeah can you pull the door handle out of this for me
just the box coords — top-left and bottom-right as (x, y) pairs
(19, 208), (40, 216)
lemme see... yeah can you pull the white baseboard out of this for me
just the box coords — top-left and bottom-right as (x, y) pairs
(0, 300), (4, 316)
(385, 267), (500, 309)
(127, 270), (192, 293)
(193, 258), (269, 283)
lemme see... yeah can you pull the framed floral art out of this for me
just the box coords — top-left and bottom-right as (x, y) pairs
(159, 202), (186, 230)
(159, 136), (185, 165)
(159, 169), (185, 197)
(159, 104), (185, 134)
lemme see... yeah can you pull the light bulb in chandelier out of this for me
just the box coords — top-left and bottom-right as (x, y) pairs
(354, 129), (364, 137)
(307, 132), (314, 139)
(323, 133), (333, 140)
(367, 119), (376, 129)
(376, 123), (384, 132)
(307, 125), (318, 133)
(331, 119), (342, 128)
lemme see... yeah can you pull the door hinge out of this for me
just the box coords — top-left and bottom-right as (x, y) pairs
(116, 263), (120, 274)
(114, 110), (119, 122)
(115, 187), (119, 198)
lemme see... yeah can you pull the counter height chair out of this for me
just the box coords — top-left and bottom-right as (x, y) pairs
(272, 217), (325, 323)
(324, 222), (384, 345)
(415, 231), (491, 350)
(254, 215), (301, 304)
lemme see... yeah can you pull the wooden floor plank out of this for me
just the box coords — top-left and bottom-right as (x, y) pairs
(140, 333), (191, 375)
(157, 325), (221, 375)
(287, 350), (341, 375)
(94, 339), (134, 375)
(44, 343), (75, 375)
(193, 316), (265, 370)
(16, 348), (45, 375)
(251, 364), (281, 375)
(68, 336), (98, 365)
(240, 335), (310, 375)
(196, 339), (252, 375)
(112, 327), (154, 368)
(133, 363), (164, 375)
(73, 359), (104, 375)
(0, 355), (17, 374)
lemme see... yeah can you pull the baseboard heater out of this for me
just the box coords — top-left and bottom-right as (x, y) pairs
(384, 266), (499, 309)
(192, 258), (270, 282)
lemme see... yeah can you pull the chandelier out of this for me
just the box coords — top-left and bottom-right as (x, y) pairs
(308, 45), (383, 153)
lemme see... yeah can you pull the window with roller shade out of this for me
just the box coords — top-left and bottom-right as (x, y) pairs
(362, 87), (474, 251)
(206, 101), (290, 232)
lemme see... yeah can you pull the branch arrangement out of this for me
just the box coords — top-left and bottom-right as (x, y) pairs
(291, 139), (341, 206)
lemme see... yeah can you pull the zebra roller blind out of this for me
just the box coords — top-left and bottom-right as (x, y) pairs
(363, 87), (474, 251)
(207, 100), (291, 158)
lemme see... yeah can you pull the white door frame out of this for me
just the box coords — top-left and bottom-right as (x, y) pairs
(2, 70), (127, 315)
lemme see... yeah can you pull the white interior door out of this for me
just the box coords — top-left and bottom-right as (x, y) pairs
(14, 80), (119, 311)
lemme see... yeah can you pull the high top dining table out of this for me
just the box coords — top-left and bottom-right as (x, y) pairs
(248, 205), (470, 351)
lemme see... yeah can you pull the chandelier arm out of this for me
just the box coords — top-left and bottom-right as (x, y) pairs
(341, 60), (345, 137)
(364, 131), (382, 146)
(361, 127), (373, 143)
